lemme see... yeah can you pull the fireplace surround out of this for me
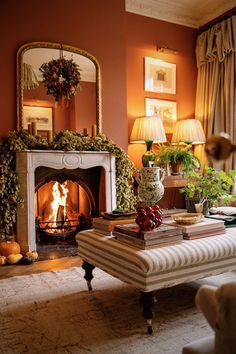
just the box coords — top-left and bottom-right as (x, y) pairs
(16, 150), (116, 252)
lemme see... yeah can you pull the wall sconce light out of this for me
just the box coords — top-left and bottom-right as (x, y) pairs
(130, 116), (167, 166)
(171, 119), (206, 145)
(157, 46), (178, 54)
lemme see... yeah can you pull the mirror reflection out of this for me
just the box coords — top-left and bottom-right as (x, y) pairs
(17, 42), (102, 136)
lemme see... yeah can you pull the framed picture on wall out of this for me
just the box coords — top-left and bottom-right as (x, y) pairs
(23, 105), (53, 131)
(146, 98), (177, 133)
(144, 57), (176, 94)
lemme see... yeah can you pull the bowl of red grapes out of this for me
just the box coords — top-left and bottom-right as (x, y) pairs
(136, 204), (162, 231)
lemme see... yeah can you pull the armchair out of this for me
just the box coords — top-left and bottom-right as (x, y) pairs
(182, 282), (236, 354)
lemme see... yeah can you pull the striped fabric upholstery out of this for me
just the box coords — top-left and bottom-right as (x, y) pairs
(76, 228), (236, 292)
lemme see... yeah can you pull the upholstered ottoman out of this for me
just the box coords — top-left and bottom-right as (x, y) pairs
(76, 228), (236, 333)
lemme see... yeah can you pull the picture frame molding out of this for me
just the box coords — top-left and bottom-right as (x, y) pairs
(23, 105), (53, 132)
(145, 97), (177, 134)
(144, 57), (176, 94)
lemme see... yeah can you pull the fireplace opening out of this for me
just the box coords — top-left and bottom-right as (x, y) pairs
(35, 179), (91, 243)
(34, 165), (105, 259)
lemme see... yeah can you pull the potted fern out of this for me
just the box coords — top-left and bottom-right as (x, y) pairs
(155, 144), (200, 175)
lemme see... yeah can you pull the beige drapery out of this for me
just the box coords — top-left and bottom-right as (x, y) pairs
(23, 63), (39, 90)
(195, 15), (236, 172)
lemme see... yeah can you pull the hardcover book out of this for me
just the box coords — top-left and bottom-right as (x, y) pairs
(183, 227), (226, 240)
(113, 223), (182, 240)
(92, 217), (136, 232)
(114, 231), (182, 249)
(163, 217), (225, 234)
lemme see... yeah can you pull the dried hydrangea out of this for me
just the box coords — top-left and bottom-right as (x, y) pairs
(1, 130), (136, 238)
(39, 57), (81, 102)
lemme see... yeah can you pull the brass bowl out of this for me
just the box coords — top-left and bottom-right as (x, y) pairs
(171, 213), (203, 225)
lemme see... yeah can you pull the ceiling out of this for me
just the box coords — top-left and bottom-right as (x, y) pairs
(126, 0), (236, 28)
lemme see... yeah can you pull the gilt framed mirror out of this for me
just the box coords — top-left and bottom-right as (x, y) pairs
(17, 42), (102, 136)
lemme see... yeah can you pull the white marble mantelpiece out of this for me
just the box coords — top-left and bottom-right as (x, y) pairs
(16, 150), (116, 252)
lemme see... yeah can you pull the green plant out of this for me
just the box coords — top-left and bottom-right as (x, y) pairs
(155, 144), (200, 173)
(180, 166), (236, 205)
(0, 131), (136, 241)
(0, 138), (23, 240)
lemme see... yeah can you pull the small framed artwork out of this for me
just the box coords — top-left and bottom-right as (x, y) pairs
(146, 98), (177, 133)
(23, 105), (53, 131)
(144, 57), (176, 94)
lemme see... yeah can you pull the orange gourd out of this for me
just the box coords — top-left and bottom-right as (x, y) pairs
(0, 241), (21, 257)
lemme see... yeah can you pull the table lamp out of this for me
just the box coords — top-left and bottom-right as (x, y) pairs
(130, 116), (167, 167)
(171, 119), (206, 145)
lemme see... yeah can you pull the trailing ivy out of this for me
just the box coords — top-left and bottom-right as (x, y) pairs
(0, 131), (136, 240)
(0, 138), (23, 240)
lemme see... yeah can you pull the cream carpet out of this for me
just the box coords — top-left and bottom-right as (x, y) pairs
(1, 267), (236, 354)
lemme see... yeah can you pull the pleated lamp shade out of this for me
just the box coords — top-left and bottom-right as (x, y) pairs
(171, 119), (206, 145)
(130, 116), (167, 143)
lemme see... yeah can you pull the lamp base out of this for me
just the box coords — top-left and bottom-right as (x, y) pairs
(142, 151), (156, 167)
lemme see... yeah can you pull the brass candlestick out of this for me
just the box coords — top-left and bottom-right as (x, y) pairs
(205, 133), (236, 161)
(92, 124), (97, 137)
(47, 130), (53, 144)
(31, 122), (37, 136)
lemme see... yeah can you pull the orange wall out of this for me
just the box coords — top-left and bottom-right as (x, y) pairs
(0, 2), (197, 154)
(0, 0), (127, 149)
(126, 13), (198, 166)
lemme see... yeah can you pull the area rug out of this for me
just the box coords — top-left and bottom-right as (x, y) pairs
(1, 268), (236, 354)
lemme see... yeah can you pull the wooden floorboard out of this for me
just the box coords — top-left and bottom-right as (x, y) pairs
(0, 256), (82, 280)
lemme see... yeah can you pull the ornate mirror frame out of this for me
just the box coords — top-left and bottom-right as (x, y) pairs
(16, 41), (102, 133)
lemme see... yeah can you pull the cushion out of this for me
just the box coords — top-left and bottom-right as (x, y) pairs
(210, 206), (236, 215)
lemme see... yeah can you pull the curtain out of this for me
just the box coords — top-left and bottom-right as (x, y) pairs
(195, 15), (236, 172)
(23, 63), (39, 90)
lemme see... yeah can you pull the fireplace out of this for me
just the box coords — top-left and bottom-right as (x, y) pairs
(16, 151), (116, 253)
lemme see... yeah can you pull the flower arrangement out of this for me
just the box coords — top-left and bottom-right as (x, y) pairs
(0, 131), (136, 241)
(39, 57), (81, 102)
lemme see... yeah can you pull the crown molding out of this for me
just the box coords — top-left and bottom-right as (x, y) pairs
(126, 0), (236, 28)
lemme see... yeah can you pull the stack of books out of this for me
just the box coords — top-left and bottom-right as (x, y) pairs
(205, 214), (236, 228)
(113, 223), (183, 249)
(164, 217), (226, 240)
(92, 215), (136, 236)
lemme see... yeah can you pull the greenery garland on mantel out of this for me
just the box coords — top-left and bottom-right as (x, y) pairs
(0, 130), (136, 241)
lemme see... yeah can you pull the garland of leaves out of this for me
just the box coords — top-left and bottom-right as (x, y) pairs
(0, 131), (136, 240)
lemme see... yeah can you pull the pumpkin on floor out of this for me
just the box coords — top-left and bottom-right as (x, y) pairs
(0, 241), (21, 257)
(0, 255), (7, 265)
(7, 253), (23, 264)
(26, 250), (39, 260)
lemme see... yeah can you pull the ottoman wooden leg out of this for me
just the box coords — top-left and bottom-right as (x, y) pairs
(140, 291), (156, 334)
(82, 261), (95, 291)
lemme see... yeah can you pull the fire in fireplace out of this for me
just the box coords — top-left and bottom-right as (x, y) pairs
(35, 174), (98, 243)
(36, 180), (89, 242)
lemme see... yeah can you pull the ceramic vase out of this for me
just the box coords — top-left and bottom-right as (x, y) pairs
(135, 167), (165, 206)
